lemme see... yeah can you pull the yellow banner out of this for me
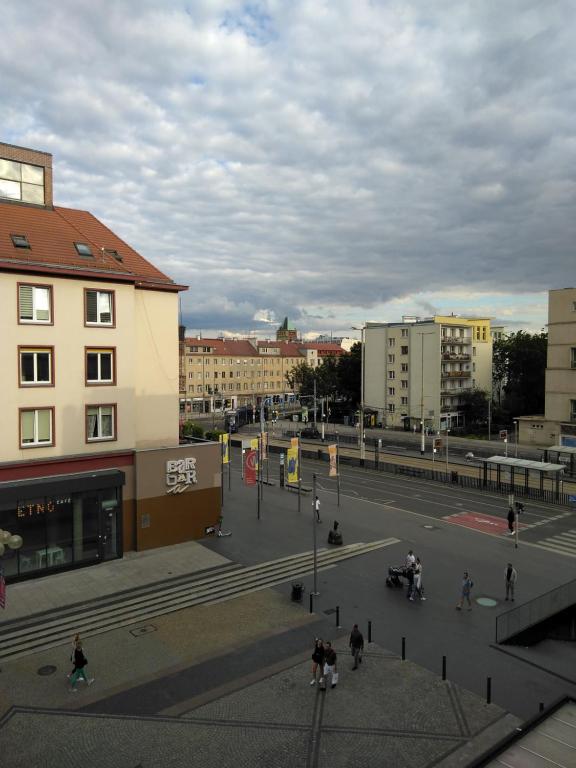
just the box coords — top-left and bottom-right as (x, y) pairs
(291, 437), (299, 449)
(219, 433), (230, 464)
(328, 444), (337, 477)
(287, 447), (299, 483)
(251, 437), (259, 469)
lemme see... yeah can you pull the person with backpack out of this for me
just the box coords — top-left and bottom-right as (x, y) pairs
(456, 572), (474, 610)
(310, 638), (325, 686)
(68, 640), (94, 691)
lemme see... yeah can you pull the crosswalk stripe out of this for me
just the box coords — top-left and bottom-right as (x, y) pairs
(535, 543), (576, 558)
(0, 538), (401, 663)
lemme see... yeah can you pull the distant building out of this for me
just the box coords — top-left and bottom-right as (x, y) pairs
(0, 142), (220, 582)
(517, 288), (576, 446)
(276, 317), (298, 342)
(364, 315), (492, 430)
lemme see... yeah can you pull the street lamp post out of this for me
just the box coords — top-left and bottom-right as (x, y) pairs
(514, 420), (519, 458)
(351, 325), (366, 462)
(418, 332), (435, 457)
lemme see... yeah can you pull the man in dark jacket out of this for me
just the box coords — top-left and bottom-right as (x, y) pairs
(349, 624), (364, 670)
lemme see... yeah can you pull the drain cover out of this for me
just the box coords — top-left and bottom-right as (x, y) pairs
(476, 597), (498, 608)
(130, 624), (157, 637)
(38, 665), (57, 676)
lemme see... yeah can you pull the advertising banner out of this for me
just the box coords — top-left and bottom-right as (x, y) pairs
(291, 437), (299, 449)
(328, 444), (337, 477)
(261, 431), (268, 460)
(287, 447), (299, 483)
(219, 433), (229, 464)
(244, 449), (257, 485)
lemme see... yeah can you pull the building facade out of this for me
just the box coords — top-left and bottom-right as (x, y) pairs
(517, 288), (576, 446)
(0, 142), (220, 582)
(364, 316), (492, 430)
(180, 337), (343, 413)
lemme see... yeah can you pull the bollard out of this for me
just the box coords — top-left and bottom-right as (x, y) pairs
(539, 702), (545, 713)
(336, 605), (340, 627)
(401, 636), (406, 661)
(368, 620), (372, 643)
(309, 593), (313, 614)
(486, 677), (492, 705)
(442, 656), (446, 681)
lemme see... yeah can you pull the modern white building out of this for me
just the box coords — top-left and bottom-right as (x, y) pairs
(364, 315), (492, 430)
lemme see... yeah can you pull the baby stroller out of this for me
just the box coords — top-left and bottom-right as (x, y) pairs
(386, 565), (409, 588)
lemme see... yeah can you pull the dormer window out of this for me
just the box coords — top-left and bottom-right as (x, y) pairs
(104, 248), (123, 262)
(11, 234), (30, 249)
(74, 242), (93, 257)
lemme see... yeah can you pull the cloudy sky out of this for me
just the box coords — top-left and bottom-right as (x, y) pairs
(2, 0), (574, 339)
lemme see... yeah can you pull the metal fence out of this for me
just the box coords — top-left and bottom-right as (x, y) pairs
(495, 578), (576, 644)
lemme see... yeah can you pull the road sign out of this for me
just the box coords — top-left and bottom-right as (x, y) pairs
(433, 438), (443, 449)
(499, 430), (508, 439)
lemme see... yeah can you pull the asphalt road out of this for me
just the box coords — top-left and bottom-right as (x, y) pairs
(209, 446), (576, 720)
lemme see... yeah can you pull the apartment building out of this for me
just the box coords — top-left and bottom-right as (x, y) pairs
(517, 288), (576, 446)
(364, 316), (492, 430)
(0, 142), (220, 582)
(181, 337), (343, 413)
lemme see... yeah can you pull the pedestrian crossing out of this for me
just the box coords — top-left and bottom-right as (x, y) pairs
(535, 529), (576, 558)
(0, 538), (401, 663)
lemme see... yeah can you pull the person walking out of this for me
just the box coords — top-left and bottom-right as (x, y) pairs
(406, 563), (415, 600)
(321, 641), (338, 689)
(456, 572), (474, 610)
(349, 624), (364, 670)
(67, 633), (81, 679)
(414, 557), (426, 601)
(507, 506), (515, 536)
(310, 638), (325, 685)
(405, 550), (416, 568)
(68, 640), (93, 691)
(314, 496), (321, 523)
(505, 563), (517, 601)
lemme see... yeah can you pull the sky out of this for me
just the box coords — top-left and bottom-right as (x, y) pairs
(2, 0), (574, 340)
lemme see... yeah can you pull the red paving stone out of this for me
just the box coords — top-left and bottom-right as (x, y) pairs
(444, 511), (527, 535)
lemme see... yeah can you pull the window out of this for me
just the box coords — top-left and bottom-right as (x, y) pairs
(85, 348), (115, 385)
(197, 385), (202, 393)
(86, 405), (116, 442)
(571, 348), (576, 369)
(401, 396), (408, 405)
(388, 387), (395, 396)
(401, 380), (408, 388)
(74, 242), (93, 257)
(0, 159), (44, 204)
(18, 283), (52, 324)
(401, 346), (408, 355)
(472, 347), (477, 356)
(401, 328), (408, 337)
(388, 404), (395, 412)
(11, 234), (30, 249)
(20, 407), (53, 447)
(401, 364), (408, 372)
(19, 347), (53, 386)
(388, 338), (396, 347)
(388, 370), (395, 379)
(85, 289), (114, 326)
(571, 400), (576, 421)
(388, 354), (395, 363)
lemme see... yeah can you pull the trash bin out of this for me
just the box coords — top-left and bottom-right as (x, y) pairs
(318, 449), (323, 460)
(291, 582), (304, 602)
(451, 471), (458, 483)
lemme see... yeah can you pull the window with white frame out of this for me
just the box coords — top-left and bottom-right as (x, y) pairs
(401, 363), (408, 372)
(388, 370), (395, 379)
(401, 328), (408, 337)
(86, 405), (115, 441)
(18, 284), (52, 323)
(85, 289), (114, 326)
(388, 403), (395, 412)
(571, 348), (576, 369)
(20, 408), (53, 447)
(571, 400), (576, 421)
(86, 349), (115, 384)
(401, 396), (408, 405)
(388, 354), (395, 363)
(388, 338), (396, 347)
(388, 387), (395, 395)
(19, 347), (53, 386)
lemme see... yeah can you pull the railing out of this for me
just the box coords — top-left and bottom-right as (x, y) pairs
(441, 371), (471, 378)
(495, 578), (576, 644)
(442, 354), (471, 361)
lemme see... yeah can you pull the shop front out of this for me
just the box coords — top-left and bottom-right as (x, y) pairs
(0, 469), (124, 582)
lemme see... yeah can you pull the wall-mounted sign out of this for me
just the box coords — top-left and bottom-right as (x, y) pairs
(17, 496), (72, 519)
(166, 457), (197, 495)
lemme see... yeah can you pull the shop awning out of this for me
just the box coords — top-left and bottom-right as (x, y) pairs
(0, 469), (125, 507)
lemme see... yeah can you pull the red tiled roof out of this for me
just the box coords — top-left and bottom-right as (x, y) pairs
(0, 201), (184, 291)
(185, 338), (306, 358)
(300, 342), (344, 355)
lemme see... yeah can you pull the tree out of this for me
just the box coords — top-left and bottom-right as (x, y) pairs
(459, 389), (490, 426)
(285, 362), (316, 395)
(494, 331), (548, 418)
(336, 342), (361, 405)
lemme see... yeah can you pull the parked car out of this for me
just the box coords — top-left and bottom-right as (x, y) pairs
(300, 426), (321, 439)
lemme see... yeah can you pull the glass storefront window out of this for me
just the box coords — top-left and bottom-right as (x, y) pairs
(0, 485), (122, 581)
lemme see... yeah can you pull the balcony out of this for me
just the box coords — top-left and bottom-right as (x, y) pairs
(441, 370), (471, 378)
(441, 337), (471, 345)
(442, 353), (470, 362)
